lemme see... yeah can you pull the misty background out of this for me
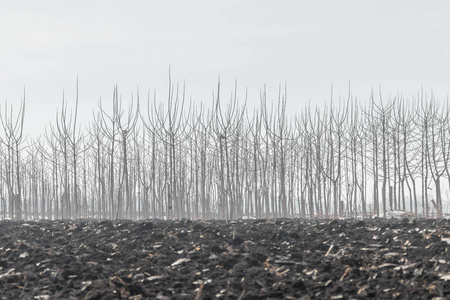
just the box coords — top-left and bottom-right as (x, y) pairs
(1, 1), (450, 220)
(1, 1), (450, 136)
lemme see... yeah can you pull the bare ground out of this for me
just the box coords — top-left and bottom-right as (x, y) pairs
(0, 218), (450, 299)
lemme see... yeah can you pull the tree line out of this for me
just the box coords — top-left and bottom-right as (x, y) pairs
(0, 81), (448, 220)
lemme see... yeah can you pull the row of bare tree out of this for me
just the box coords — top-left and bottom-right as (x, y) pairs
(0, 83), (449, 220)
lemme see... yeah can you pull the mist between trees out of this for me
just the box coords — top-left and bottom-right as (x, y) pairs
(1, 80), (449, 220)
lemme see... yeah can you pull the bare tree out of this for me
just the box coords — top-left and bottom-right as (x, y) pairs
(142, 72), (190, 219)
(0, 96), (26, 220)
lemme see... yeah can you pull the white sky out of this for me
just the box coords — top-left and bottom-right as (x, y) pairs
(1, 0), (450, 136)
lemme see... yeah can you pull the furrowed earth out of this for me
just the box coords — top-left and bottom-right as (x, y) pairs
(1, 218), (450, 299)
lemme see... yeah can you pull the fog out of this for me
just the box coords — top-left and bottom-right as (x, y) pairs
(0, 87), (449, 220)
(1, 1), (450, 220)
(2, 1), (450, 137)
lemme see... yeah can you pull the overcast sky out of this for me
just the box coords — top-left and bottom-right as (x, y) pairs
(1, 1), (450, 136)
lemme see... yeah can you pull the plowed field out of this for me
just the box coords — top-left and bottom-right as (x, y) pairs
(1, 218), (450, 299)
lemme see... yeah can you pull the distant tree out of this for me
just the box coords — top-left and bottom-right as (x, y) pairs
(0, 96), (25, 220)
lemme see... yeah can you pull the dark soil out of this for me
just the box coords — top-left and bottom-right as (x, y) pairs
(1, 218), (450, 299)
